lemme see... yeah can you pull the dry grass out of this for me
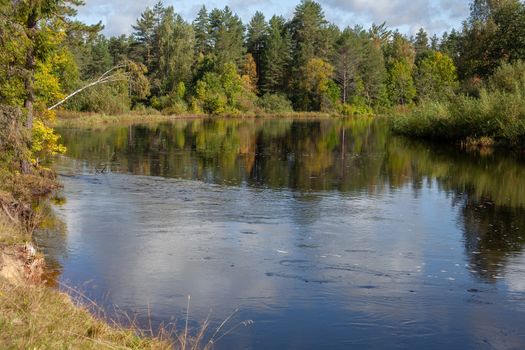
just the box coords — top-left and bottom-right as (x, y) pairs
(0, 211), (24, 245)
(54, 110), (339, 129)
(0, 276), (173, 349)
(55, 111), (199, 129)
(0, 276), (253, 350)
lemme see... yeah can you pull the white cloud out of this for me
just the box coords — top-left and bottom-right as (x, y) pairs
(76, 0), (469, 37)
(321, 0), (469, 34)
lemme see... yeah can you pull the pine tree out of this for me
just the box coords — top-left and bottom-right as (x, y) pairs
(261, 16), (291, 94)
(247, 11), (268, 86)
(334, 27), (362, 104)
(290, 0), (330, 66)
(289, 0), (331, 109)
(132, 7), (155, 70)
(108, 35), (130, 66)
(209, 7), (245, 70)
(193, 6), (210, 56)
(414, 28), (430, 60)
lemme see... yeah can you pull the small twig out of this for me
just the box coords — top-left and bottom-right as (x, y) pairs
(207, 308), (239, 346)
(183, 295), (191, 350)
(1, 202), (17, 223)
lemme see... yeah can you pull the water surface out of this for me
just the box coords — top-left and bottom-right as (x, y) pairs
(41, 118), (525, 349)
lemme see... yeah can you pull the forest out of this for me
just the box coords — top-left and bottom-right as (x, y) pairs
(1, 0), (524, 149)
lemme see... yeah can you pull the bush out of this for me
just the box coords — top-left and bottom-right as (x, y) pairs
(392, 88), (525, 146)
(488, 60), (525, 94)
(392, 60), (525, 147)
(162, 100), (188, 115)
(257, 94), (293, 113)
(66, 82), (130, 115)
(339, 103), (373, 117)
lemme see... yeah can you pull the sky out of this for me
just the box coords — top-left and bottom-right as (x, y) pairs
(76, 0), (470, 38)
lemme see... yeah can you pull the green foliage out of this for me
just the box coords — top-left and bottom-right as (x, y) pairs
(301, 58), (338, 111)
(208, 7), (246, 69)
(195, 63), (256, 114)
(193, 6), (210, 56)
(457, 0), (525, 79)
(339, 103), (373, 116)
(260, 16), (291, 94)
(488, 60), (525, 93)
(415, 51), (459, 101)
(392, 85), (525, 146)
(31, 112), (66, 162)
(157, 7), (195, 94)
(67, 81), (131, 114)
(8, 0), (525, 125)
(257, 94), (293, 113)
(290, 0), (332, 66)
(247, 11), (268, 83)
(388, 59), (416, 105)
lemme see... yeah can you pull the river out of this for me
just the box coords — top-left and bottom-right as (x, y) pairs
(39, 117), (525, 349)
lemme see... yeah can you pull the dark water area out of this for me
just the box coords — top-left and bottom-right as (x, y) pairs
(39, 118), (525, 349)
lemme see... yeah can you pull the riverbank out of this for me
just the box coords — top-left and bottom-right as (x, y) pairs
(0, 206), (175, 349)
(55, 110), (338, 129)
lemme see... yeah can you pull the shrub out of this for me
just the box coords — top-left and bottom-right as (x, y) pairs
(257, 94), (293, 113)
(488, 60), (525, 94)
(339, 103), (373, 117)
(392, 87), (525, 146)
(66, 82), (130, 115)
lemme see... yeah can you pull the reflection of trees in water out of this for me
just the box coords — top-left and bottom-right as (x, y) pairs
(57, 118), (525, 282)
(58, 117), (525, 205)
(459, 196), (525, 283)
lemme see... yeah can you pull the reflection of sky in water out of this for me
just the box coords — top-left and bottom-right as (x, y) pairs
(47, 161), (525, 349)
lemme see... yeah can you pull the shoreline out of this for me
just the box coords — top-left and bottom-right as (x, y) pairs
(0, 175), (173, 348)
(54, 110), (347, 129)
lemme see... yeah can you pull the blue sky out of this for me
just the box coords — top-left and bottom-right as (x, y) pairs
(76, 0), (470, 37)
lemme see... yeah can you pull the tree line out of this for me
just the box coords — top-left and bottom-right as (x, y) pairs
(66, 0), (455, 114)
(1, 0), (525, 135)
(4, 0), (514, 117)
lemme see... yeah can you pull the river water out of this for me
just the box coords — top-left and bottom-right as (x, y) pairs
(41, 118), (525, 349)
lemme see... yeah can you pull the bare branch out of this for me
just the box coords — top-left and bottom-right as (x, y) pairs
(48, 65), (129, 110)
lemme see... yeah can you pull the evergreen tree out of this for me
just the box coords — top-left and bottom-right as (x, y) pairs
(334, 27), (362, 104)
(108, 35), (130, 65)
(414, 28), (430, 60)
(360, 37), (388, 107)
(260, 16), (291, 94)
(85, 35), (112, 77)
(247, 11), (268, 86)
(132, 7), (156, 70)
(290, 0), (331, 66)
(193, 6), (210, 56)
(289, 0), (332, 109)
(209, 7), (245, 70)
(158, 7), (195, 94)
